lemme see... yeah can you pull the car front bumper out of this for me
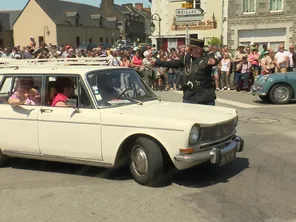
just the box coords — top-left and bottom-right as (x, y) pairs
(174, 136), (244, 165)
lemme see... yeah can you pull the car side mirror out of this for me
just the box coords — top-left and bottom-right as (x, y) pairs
(65, 98), (81, 113)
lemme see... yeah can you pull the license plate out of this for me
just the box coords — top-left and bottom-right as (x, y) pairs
(219, 150), (236, 166)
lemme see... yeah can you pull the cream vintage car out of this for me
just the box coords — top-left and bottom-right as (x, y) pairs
(0, 58), (244, 186)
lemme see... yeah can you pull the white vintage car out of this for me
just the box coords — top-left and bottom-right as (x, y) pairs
(0, 58), (244, 186)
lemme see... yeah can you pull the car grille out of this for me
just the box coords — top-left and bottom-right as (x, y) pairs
(199, 120), (235, 147)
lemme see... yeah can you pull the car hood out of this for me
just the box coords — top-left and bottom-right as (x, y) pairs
(110, 101), (237, 126)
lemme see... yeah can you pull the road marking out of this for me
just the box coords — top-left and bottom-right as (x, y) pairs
(168, 91), (296, 108)
(216, 98), (259, 108)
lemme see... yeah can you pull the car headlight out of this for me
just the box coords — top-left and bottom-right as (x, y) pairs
(189, 125), (200, 145)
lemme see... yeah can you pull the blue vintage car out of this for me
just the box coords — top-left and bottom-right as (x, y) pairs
(251, 73), (296, 104)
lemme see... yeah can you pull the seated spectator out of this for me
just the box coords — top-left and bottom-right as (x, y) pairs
(51, 77), (75, 107)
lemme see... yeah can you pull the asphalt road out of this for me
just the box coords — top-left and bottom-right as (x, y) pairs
(1, 91), (296, 222)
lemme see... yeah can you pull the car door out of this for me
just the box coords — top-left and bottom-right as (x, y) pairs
(0, 75), (42, 154)
(37, 75), (102, 160)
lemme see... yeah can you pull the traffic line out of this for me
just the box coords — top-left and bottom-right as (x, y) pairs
(171, 91), (258, 108)
(169, 91), (296, 108)
(216, 98), (259, 108)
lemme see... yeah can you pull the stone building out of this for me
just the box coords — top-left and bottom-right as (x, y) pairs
(227, 0), (296, 51)
(150, 0), (224, 51)
(0, 10), (21, 48)
(100, 0), (149, 43)
(13, 0), (119, 47)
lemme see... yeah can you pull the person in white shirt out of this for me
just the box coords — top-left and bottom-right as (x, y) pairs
(288, 45), (296, 72)
(275, 44), (289, 73)
(220, 53), (231, 90)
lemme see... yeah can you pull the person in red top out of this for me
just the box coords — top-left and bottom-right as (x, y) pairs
(131, 49), (143, 76)
(51, 77), (75, 107)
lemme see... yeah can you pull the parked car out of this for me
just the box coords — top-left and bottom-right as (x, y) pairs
(251, 73), (296, 104)
(0, 58), (244, 186)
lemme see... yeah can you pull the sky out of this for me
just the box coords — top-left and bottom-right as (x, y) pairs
(0, 0), (151, 10)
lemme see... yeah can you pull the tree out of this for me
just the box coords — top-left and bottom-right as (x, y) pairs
(207, 37), (222, 47)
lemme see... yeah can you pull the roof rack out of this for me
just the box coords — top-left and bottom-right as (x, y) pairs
(0, 57), (112, 68)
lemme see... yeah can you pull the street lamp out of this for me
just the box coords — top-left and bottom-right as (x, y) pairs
(150, 13), (161, 50)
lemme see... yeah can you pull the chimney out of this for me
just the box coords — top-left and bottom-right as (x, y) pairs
(101, 0), (114, 9)
(135, 3), (143, 11)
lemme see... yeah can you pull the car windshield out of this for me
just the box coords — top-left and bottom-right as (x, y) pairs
(86, 68), (158, 107)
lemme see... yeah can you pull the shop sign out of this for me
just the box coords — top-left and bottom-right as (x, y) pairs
(172, 20), (217, 31)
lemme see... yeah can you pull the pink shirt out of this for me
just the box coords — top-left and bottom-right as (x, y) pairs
(248, 53), (260, 66)
(132, 56), (142, 66)
(51, 93), (68, 106)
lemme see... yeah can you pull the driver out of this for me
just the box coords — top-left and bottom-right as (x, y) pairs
(97, 74), (119, 102)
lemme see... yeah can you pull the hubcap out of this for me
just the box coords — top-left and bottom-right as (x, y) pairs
(131, 145), (148, 176)
(274, 86), (289, 101)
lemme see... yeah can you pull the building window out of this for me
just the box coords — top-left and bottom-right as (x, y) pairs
(270, 0), (283, 11)
(243, 0), (256, 13)
(106, 38), (109, 44)
(76, 17), (79, 26)
(100, 37), (103, 44)
(111, 38), (114, 44)
(99, 19), (103, 28)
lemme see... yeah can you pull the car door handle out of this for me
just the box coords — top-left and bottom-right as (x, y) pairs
(40, 108), (53, 113)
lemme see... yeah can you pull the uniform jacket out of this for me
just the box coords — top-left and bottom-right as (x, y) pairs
(156, 52), (218, 103)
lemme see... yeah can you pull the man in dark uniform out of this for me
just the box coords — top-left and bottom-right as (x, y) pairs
(151, 37), (218, 105)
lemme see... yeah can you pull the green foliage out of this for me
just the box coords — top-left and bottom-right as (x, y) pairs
(207, 37), (222, 47)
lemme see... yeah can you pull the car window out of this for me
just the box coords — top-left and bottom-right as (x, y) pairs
(86, 68), (157, 107)
(0, 76), (13, 104)
(45, 75), (93, 108)
(1, 76), (43, 106)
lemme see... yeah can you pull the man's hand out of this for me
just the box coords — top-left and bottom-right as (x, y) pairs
(208, 58), (216, 65)
(150, 59), (156, 67)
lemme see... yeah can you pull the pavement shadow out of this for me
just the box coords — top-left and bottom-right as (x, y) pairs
(7, 158), (133, 181)
(172, 157), (250, 188)
(253, 99), (296, 105)
(6, 157), (249, 187)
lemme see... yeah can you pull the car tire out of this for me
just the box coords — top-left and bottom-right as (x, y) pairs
(259, 95), (270, 102)
(129, 137), (164, 186)
(269, 84), (293, 104)
(0, 150), (8, 167)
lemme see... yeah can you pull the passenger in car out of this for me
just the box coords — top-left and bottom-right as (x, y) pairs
(8, 79), (34, 106)
(51, 77), (75, 107)
(24, 87), (41, 105)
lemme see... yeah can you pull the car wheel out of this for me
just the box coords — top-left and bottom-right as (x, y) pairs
(269, 84), (293, 104)
(129, 137), (164, 186)
(0, 150), (8, 166)
(259, 95), (270, 102)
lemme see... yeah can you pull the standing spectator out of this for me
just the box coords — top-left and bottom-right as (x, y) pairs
(22, 46), (34, 59)
(209, 45), (221, 91)
(29, 36), (36, 50)
(220, 53), (231, 90)
(261, 50), (275, 74)
(288, 45), (296, 72)
(248, 46), (260, 76)
(131, 49), (143, 77)
(235, 56), (252, 91)
(120, 55), (130, 67)
(142, 51), (154, 88)
(275, 44), (289, 73)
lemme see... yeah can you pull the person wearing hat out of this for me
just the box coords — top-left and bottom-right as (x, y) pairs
(151, 37), (218, 106)
(261, 50), (275, 74)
